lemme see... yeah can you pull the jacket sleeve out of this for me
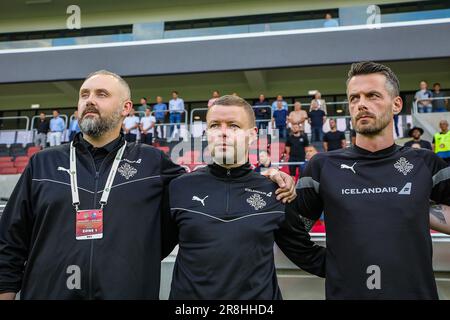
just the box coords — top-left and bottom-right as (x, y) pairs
(275, 201), (326, 278)
(423, 151), (450, 206)
(159, 151), (185, 260)
(0, 161), (34, 293)
(296, 154), (324, 221)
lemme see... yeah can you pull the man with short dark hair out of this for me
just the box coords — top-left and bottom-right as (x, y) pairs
(272, 101), (288, 140)
(168, 91), (184, 141)
(254, 94), (271, 130)
(168, 95), (324, 300)
(136, 97), (149, 115)
(254, 150), (272, 173)
(35, 112), (49, 149)
(140, 108), (156, 145)
(153, 96), (168, 139)
(297, 61), (450, 299)
(323, 118), (346, 152)
(432, 83), (448, 112)
(308, 101), (326, 143)
(122, 107), (139, 142)
(285, 123), (309, 177)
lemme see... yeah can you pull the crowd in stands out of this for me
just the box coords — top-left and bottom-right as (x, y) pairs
(0, 84), (448, 177)
(415, 81), (449, 113)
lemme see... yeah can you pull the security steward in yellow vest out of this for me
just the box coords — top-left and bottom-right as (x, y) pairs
(433, 119), (450, 164)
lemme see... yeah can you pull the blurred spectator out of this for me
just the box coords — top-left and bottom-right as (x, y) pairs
(122, 108), (140, 142)
(153, 96), (168, 139)
(308, 100), (326, 142)
(35, 112), (49, 149)
(288, 101), (308, 127)
(351, 129), (357, 146)
(323, 118), (346, 151)
(404, 126), (432, 150)
(432, 119), (450, 164)
(310, 91), (327, 114)
(393, 114), (400, 137)
(415, 81), (433, 113)
(254, 150), (272, 173)
(323, 13), (339, 28)
(305, 145), (318, 162)
(432, 83), (448, 112)
(140, 108), (156, 145)
(271, 95), (288, 112)
(254, 94), (271, 130)
(136, 97), (149, 115)
(300, 145), (319, 174)
(403, 122), (412, 138)
(49, 109), (65, 147)
(207, 91), (220, 108)
(272, 101), (288, 140)
(168, 91), (184, 141)
(68, 110), (80, 142)
(285, 123), (309, 177)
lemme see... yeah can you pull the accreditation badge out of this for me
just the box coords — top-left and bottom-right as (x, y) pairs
(76, 209), (103, 240)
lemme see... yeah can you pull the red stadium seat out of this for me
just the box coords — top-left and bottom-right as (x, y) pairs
(0, 167), (18, 174)
(15, 166), (27, 174)
(14, 156), (29, 162)
(0, 156), (13, 162)
(279, 164), (290, 175)
(27, 146), (41, 157)
(14, 161), (29, 168)
(0, 161), (15, 168)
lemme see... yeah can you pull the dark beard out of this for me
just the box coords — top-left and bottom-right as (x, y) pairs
(79, 108), (122, 137)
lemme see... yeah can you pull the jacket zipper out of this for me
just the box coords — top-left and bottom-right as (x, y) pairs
(88, 152), (97, 300)
(226, 169), (231, 213)
(87, 144), (124, 299)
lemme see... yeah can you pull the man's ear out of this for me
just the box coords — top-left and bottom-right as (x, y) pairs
(122, 100), (133, 117)
(392, 96), (403, 115)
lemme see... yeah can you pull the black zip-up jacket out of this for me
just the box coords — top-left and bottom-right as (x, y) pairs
(297, 144), (450, 299)
(168, 162), (326, 300)
(0, 133), (184, 299)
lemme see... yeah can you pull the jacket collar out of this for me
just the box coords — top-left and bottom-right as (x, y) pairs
(208, 161), (253, 179)
(351, 144), (399, 157)
(72, 132), (125, 154)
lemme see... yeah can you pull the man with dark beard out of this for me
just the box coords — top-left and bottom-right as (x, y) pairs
(0, 71), (296, 299)
(0, 70), (184, 299)
(295, 61), (450, 299)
